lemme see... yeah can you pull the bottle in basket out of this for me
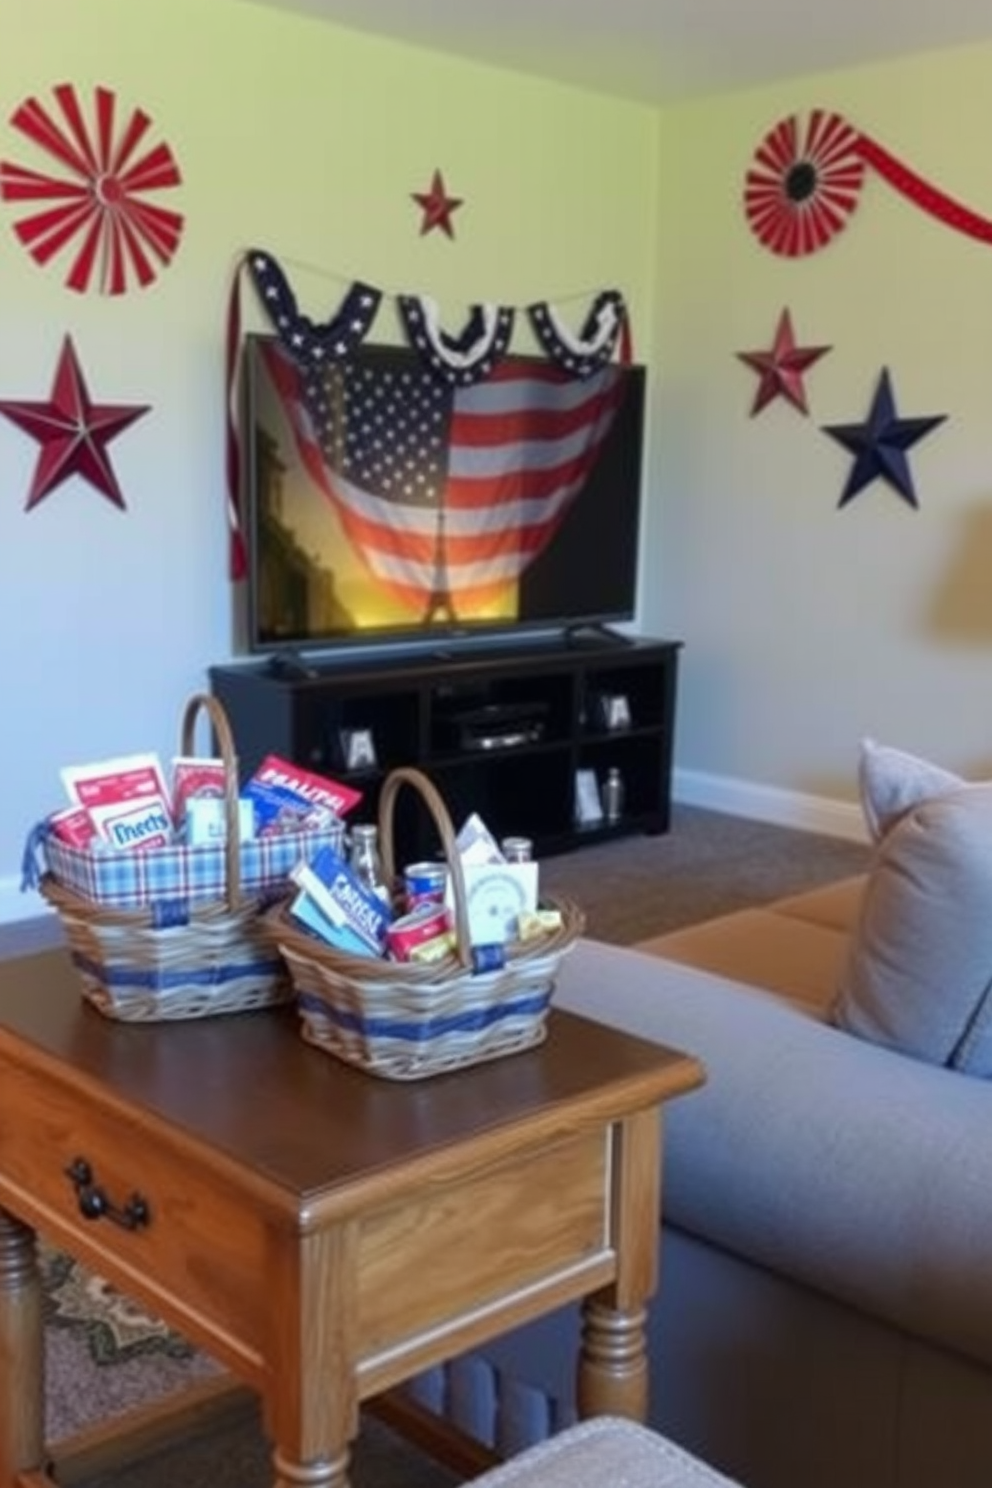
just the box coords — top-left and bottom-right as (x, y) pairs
(348, 823), (391, 903)
(500, 836), (533, 863)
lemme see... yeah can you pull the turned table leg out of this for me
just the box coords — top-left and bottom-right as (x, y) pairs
(266, 1225), (359, 1488)
(576, 1106), (662, 1424)
(0, 1209), (45, 1486)
(273, 1446), (351, 1487)
(577, 1298), (650, 1422)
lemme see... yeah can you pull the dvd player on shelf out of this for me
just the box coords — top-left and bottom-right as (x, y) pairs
(441, 700), (549, 752)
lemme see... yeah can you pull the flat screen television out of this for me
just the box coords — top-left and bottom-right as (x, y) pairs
(238, 333), (646, 656)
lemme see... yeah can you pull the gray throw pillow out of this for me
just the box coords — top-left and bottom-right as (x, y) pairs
(858, 736), (963, 841)
(834, 781), (992, 1075)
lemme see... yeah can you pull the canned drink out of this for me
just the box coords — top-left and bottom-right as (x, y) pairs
(500, 836), (533, 863)
(471, 942), (506, 974)
(403, 861), (448, 909)
(386, 902), (451, 961)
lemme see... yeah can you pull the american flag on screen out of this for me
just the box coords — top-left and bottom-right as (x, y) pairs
(259, 340), (625, 618)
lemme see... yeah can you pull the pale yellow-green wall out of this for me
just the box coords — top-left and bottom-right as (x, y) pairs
(0, 0), (660, 916)
(648, 44), (992, 817)
(8, 0), (990, 915)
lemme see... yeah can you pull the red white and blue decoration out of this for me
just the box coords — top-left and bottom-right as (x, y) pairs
(245, 249), (382, 362)
(411, 168), (463, 238)
(0, 335), (150, 510)
(0, 83), (184, 294)
(528, 291), (631, 376)
(821, 368), (947, 509)
(226, 250), (382, 577)
(737, 308), (831, 415)
(397, 296), (515, 387)
(745, 109), (992, 257)
(256, 338), (627, 619)
(225, 248), (632, 579)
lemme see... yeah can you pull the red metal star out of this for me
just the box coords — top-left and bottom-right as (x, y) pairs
(737, 308), (832, 415)
(411, 168), (463, 238)
(0, 335), (149, 510)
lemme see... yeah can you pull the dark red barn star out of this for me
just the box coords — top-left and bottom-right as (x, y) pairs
(411, 168), (463, 238)
(0, 335), (149, 510)
(737, 308), (832, 415)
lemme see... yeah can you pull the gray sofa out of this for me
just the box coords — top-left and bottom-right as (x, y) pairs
(415, 875), (992, 1488)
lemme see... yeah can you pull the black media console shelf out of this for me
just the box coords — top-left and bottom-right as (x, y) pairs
(209, 636), (682, 862)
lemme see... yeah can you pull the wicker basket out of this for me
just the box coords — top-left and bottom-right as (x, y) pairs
(265, 766), (586, 1081)
(37, 694), (320, 1023)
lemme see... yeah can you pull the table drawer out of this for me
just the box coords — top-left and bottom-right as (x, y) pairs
(0, 1059), (269, 1370)
(356, 1128), (610, 1357)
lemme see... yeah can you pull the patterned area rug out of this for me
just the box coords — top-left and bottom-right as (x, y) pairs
(41, 1243), (196, 1365)
(41, 1248), (461, 1488)
(42, 1244), (224, 1444)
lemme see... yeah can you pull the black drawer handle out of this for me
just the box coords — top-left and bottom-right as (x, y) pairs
(64, 1158), (151, 1231)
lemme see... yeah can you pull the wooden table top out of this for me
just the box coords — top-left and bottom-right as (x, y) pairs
(0, 948), (703, 1215)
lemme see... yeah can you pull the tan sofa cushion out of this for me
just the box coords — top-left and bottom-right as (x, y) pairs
(635, 908), (849, 1016)
(770, 874), (865, 931)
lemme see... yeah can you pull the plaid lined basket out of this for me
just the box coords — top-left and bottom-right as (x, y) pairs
(38, 821), (334, 911)
(23, 693), (344, 1023)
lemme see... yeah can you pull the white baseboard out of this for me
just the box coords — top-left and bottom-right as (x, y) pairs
(0, 774), (867, 929)
(0, 879), (50, 927)
(673, 768), (867, 843)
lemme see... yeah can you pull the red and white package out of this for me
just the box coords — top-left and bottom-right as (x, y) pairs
(245, 754), (362, 835)
(61, 753), (173, 852)
(48, 805), (99, 850)
(171, 756), (226, 823)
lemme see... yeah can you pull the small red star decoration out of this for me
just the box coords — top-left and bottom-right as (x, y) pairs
(737, 308), (832, 415)
(411, 168), (463, 238)
(0, 335), (149, 510)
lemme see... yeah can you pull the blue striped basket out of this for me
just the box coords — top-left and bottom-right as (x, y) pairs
(26, 693), (344, 1022)
(265, 766), (585, 1079)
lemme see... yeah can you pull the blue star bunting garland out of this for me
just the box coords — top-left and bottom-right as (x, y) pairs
(821, 368), (947, 509)
(246, 250), (381, 364)
(397, 297), (515, 387)
(226, 247), (634, 579)
(528, 291), (629, 377)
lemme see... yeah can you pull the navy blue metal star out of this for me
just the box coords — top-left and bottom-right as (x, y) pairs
(822, 368), (947, 509)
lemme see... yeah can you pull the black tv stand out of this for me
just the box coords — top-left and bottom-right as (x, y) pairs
(210, 635), (682, 860)
(563, 622), (632, 650)
(266, 648), (321, 681)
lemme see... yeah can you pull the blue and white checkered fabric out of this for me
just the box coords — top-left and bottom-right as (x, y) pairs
(24, 821), (342, 910)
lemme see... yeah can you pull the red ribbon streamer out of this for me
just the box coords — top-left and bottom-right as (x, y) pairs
(856, 132), (992, 244)
(224, 256), (248, 582)
(744, 110), (992, 256)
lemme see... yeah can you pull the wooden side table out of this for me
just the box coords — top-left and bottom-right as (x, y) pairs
(0, 948), (703, 1488)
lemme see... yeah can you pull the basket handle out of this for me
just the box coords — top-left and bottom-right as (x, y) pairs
(179, 693), (242, 908)
(377, 767), (473, 970)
